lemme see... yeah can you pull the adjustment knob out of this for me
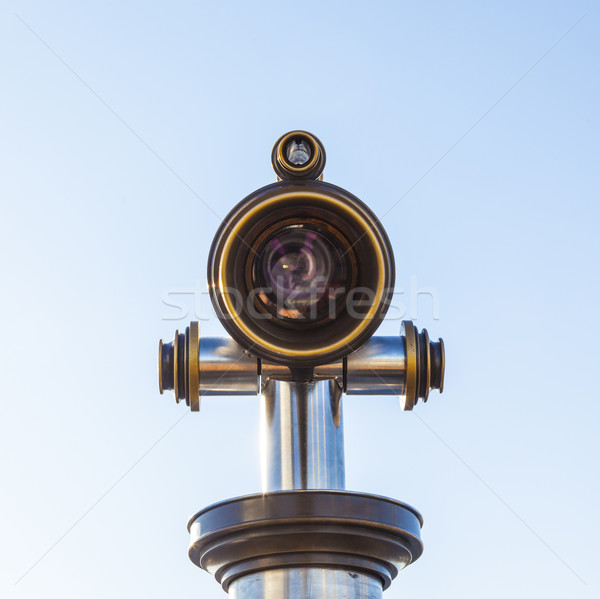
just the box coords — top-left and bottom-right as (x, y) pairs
(401, 321), (445, 411)
(158, 322), (200, 411)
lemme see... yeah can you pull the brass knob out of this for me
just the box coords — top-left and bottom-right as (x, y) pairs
(271, 130), (326, 181)
(158, 322), (200, 411)
(401, 321), (445, 411)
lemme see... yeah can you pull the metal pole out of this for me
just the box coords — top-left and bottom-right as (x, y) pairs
(225, 378), (385, 599)
(163, 326), (439, 599)
(260, 378), (345, 492)
(229, 568), (383, 599)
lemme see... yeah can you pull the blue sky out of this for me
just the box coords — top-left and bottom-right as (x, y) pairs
(1, 1), (598, 598)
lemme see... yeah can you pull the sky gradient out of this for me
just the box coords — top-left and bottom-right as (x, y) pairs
(1, 2), (599, 598)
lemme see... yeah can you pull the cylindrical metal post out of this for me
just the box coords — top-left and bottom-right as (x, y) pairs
(229, 568), (382, 599)
(260, 379), (345, 492)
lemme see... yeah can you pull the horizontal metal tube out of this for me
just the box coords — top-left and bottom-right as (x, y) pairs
(199, 337), (258, 395)
(345, 336), (406, 395)
(198, 336), (406, 396)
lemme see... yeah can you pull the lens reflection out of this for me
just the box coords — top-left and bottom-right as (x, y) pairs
(286, 140), (311, 165)
(255, 226), (347, 321)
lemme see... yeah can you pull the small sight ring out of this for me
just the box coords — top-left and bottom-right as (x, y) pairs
(271, 131), (327, 181)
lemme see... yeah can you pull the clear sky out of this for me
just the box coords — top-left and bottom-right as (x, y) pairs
(1, 1), (598, 598)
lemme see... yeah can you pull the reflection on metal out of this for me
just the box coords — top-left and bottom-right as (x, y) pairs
(188, 491), (423, 593)
(155, 131), (447, 598)
(158, 322), (200, 411)
(229, 569), (383, 599)
(345, 335), (407, 395)
(198, 336), (259, 396)
(260, 379), (344, 492)
(271, 130), (327, 181)
(158, 322), (444, 409)
(207, 178), (395, 369)
(400, 321), (445, 411)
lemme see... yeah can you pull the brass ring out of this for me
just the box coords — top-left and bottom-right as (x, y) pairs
(422, 328), (431, 403)
(402, 321), (417, 411)
(438, 338), (445, 394)
(173, 329), (180, 402)
(271, 130), (326, 180)
(188, 322), (200, 412)
(158, 339), (164, 395)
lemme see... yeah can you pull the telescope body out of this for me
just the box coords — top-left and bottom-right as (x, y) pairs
(157, 131), (445, 598)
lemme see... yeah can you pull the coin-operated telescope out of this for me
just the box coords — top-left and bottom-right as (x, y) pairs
(158, 131), (445, 599)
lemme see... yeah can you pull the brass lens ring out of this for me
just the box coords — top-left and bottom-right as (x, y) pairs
(401, 321), (445, 410)
(208, 180), (394, 368)
(271, 130), (326, 181)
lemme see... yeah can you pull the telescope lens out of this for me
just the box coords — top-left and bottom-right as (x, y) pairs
(254, 226), (348, 321)
(209, 177), (394, 367)
(272, 131), (325, 180)
(286, 140), (311, 166)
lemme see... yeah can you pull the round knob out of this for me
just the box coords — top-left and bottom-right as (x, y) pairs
(401, 321), (445, 411)
(158, 322), (200, 411)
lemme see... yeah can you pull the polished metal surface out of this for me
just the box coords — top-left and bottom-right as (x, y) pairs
(262, 360), (343, 384)
(207, 181), (395, 369)
(229, 568), (383, 599)
(158, 323), (201, 410)
(260, 379), (344, 491)
(159, 329), (444, 409)
(199, 336), (259, 395)
(160, 331), (445, 406)
(187, 490), (423, 592)
(400, 321), (445, 411)
(345, 336), (406, 395)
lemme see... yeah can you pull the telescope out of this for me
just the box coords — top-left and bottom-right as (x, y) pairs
(157, 131), (445, 599)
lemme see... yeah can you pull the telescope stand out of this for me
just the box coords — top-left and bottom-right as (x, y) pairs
(161, 322), (443, 598)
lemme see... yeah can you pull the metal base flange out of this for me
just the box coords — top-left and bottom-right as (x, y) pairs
(188, 490), (423, 592)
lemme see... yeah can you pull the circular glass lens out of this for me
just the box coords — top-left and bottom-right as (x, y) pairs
(286, 140), (312, 165)
(254, 226), (348, 321)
